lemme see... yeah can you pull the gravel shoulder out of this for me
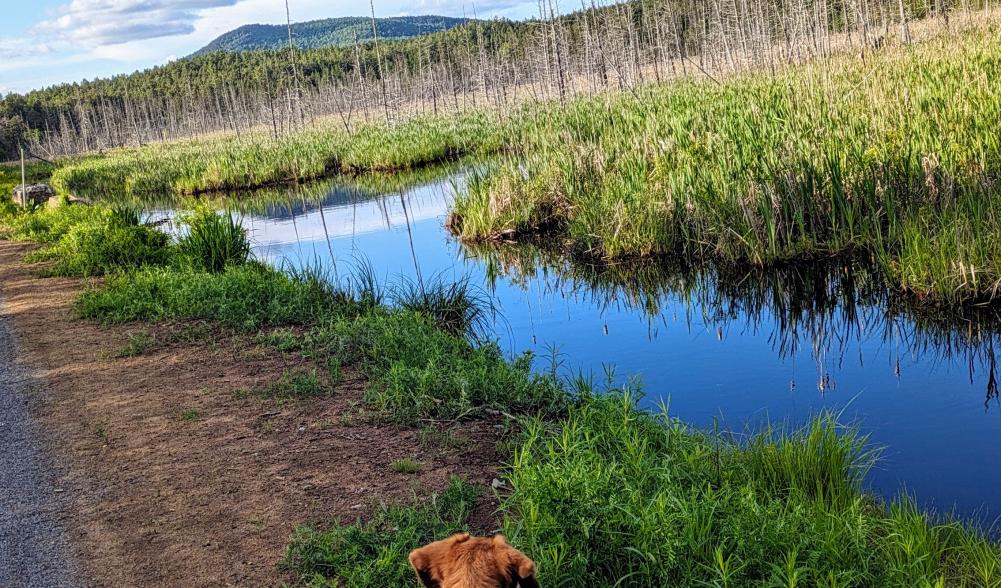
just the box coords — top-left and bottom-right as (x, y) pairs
(0, 278), (80, 587)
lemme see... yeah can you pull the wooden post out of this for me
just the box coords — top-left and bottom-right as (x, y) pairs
(20, 144), (26, 205)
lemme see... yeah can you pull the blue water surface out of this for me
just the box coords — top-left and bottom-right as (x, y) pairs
(231, 168), (1001, 530)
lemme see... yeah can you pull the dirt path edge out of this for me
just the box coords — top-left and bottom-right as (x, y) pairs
(0, 279), (81, 587)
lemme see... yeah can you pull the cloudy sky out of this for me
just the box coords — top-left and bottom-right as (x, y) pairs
(0, 0), (539, 95)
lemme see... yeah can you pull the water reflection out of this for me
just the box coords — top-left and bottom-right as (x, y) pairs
(144, 165), (1001, 523)
(464, 243), (1001, 412)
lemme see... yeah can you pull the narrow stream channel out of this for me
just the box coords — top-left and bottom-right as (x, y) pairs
(188, 166), (1001, 529)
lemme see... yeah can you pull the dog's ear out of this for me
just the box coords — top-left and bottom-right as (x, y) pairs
(408, 546), (440, 588)
(510, 552), (538, 588)
(495, 536), (538, 588)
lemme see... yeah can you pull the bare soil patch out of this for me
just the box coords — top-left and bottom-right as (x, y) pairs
(0, 241), (503, 587)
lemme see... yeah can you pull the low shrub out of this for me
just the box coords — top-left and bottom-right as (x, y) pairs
(25, 212), (171, 277)
(178, 207), (251, 272)
(78, 262), (350, 329)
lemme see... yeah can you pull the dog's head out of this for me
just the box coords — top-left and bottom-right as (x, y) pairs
(408, 533), (538, 588)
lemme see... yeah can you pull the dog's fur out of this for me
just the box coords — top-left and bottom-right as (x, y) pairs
(408, 533), (539, 588)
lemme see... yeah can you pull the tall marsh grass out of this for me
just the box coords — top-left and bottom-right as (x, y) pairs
(502, 389), (1000, 587)
(50, 111), (503, 198)
(177, 207), (251, 272)
(450, 27), (1001, 305)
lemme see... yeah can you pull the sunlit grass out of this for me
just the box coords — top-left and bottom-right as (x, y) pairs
(450, 27), (1001, 304)
(50, 112), (503, 198)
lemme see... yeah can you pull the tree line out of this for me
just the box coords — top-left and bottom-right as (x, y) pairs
(0, 0), (980, 160)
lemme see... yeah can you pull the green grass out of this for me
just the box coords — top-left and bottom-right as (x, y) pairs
(283, 477), (479, 587)
(446, 27), (1001, 306)
(246, 368), (337, 402)
(25, 213), (171, 277)
(502, 390), (1000, 587)
(390, 458), (422, 474)
(390, 272), (495, 341)
(78, 263), (350, 329)
(285, 388), (1000, 588)
(50, 112), (504, 199)
(287, 309), (569, 423)
(178, 408), (202, 422)
(113, 331), (155, 358)
(176, 206), (251, 272)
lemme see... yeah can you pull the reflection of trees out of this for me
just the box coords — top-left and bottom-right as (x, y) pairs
(463, 242), (1001, 410)
(109, 159), (471, 216)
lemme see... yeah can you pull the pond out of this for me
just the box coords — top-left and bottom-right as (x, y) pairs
(205, 166), (1001, 529)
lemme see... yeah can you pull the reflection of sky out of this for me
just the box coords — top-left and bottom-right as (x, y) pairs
(241, 171), (1001, 531)
(246, 184), (452, 250)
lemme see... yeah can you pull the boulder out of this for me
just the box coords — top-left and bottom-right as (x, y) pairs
(12, 183), (55, 208)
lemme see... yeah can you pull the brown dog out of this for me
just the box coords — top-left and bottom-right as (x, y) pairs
(408, 533), (539, 588)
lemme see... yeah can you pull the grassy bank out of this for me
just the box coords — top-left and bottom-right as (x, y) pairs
(288, 386), (1001, 587)
(449, 26), (1001, 305)
(50, 113), (504, 198)
(3, 202), (997, 586)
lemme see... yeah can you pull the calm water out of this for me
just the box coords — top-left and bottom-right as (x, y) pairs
(224, 168), (1001, 528)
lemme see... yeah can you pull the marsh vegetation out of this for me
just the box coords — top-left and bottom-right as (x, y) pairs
(3, 196), (999, 586)
(3, 2), (1001, 585)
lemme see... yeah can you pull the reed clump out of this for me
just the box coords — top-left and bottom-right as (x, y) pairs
(451, 27), (1001, 305)
(177, 207), (251, 273)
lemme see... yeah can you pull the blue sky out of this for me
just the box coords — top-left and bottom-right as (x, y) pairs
(0, 0), (540, 95)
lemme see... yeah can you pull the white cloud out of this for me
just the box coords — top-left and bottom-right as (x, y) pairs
(35, 0), (241, 47)
(0, 38), (58, 60)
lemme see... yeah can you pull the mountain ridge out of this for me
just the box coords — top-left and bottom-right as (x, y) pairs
(194, 15), (472, 55)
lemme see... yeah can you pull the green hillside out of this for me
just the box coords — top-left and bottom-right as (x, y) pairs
(194, 15), (471, 55)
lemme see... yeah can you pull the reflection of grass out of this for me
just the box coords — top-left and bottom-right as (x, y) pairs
(90, 159), (470, 223)
(466, 239), (1001, 391)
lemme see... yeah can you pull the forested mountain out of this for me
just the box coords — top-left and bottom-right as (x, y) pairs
(194, 15), (471, 55)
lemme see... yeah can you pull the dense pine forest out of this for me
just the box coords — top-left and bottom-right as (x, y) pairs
(0, 0), (975, 160)
(193, 15), (472, 55)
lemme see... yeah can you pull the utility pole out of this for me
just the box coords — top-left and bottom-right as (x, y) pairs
(285, 0), (305, 128)
(371, 0), (392, 125)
